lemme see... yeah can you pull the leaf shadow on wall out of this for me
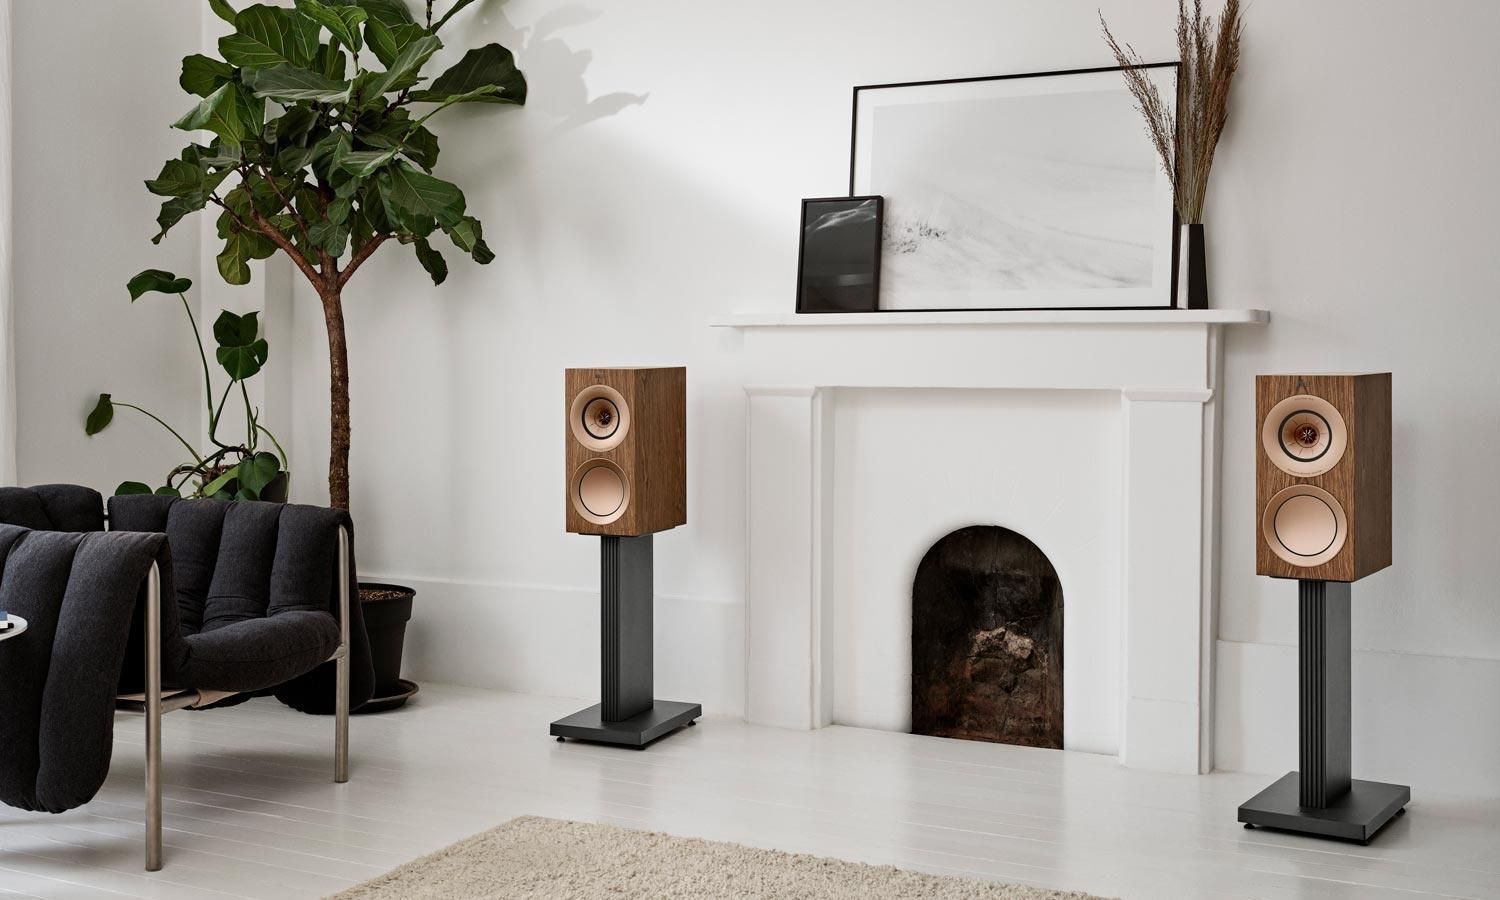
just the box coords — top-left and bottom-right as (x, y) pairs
(483, 3), (650, 136)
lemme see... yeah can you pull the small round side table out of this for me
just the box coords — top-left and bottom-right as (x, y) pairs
(0, 614), (27, 642)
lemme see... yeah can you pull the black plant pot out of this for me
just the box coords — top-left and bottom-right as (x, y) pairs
(1177, 223), (1209, 310)
(356, 582), (417, 711)
(260, 472), (290, 503)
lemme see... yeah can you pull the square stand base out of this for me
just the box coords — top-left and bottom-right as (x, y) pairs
(1238, 772), (1410, 845)
(550, 700), (702, 748)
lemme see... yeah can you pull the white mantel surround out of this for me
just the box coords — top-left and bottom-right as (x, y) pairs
(714, 308), (1268, 774)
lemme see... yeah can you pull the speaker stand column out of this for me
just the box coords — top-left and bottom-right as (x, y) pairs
(550, 535), (702, 748)
(1237, 580), (1409, 844)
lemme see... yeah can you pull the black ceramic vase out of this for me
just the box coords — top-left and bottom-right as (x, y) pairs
(1177, 223), (1208, 310)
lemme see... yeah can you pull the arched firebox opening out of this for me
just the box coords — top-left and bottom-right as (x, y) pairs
(911, 525), (1063, 748)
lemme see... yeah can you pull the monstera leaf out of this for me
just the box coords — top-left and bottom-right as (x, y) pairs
(127, 270), (193, 300)
(85, 394), (115, 435)
(214, 311), (269, 380)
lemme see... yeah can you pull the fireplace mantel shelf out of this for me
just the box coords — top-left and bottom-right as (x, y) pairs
(713, 308), (1268, 328)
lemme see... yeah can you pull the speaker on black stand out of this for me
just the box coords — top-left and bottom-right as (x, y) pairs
(1238, 373), (1408, 844)
(550, 367), (700, 748)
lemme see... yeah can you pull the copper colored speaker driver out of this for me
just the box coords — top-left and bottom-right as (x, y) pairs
(1261, 394), (1347, 477)
(569, 384), (630, 451)
(570, 459), (630, 525)
(1261, 484), (1347, 568)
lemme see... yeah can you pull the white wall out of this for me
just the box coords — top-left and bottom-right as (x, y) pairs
(1209, 0), (1500, 796)
(259, 0), (1497, 794)
(11, 2), (204, 491)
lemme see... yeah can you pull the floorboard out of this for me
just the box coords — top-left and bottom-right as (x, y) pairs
(2, 685), (1495, 899)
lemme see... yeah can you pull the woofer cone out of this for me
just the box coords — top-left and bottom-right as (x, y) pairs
(570, 459), (630, 525)
(1261, 394), (1346, 477)
(569, 384), (630, 451)
(1261, 484), (1348, 568)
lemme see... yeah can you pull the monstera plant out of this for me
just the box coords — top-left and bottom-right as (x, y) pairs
(147, 0), (526, 508)
(87, 270), (289, 500)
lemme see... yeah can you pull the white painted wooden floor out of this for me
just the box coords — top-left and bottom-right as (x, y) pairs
(1, 685), (1496, 899)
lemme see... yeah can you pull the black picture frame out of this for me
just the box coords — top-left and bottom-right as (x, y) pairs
(796, 195), (885, 314)
(848, 63), (1182, 313)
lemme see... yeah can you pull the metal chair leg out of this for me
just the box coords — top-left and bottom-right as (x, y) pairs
(144, 563), (163, 872)
(334, 527), (351, 784)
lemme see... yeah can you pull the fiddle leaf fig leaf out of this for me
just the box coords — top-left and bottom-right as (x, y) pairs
(409, 44), (526, 105)
(413, 237), (447, 284)
(115, 481), (154, 496)
(127, 270), (193, 300)
(339, 148), (398, 176)
(443, 216), (493, 263)
(173, 83), (246, 146)
(180, 54), (235, 98)
(219, 4), (319, 69)
(294, 0), (366, 52)
(359, 34), (441, 100)
(208, 0), (238, 25)
(379, 161), (465, 232)
(214, 310), (270, 380)
(363, 18), (426, 68)
(356, 0), (415, 27)
(432, 0), (480, 31)
(153, 196), (209, 244)
(85, 394), (115, 436)
(245, 64), (352, 103)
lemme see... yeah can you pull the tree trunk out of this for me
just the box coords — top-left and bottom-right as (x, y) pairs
(321, 287), (352, 510)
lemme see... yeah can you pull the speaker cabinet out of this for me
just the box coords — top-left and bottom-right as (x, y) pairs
(566, 367), (686, 537)
(1256, 373), (1391, 582)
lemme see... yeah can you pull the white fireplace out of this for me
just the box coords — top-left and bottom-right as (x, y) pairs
(713, 308), (1268, 774)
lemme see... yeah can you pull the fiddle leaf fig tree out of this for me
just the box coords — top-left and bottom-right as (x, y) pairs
(148, 0), (526, 508)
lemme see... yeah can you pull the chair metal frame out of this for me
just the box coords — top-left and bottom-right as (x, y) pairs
(117, 526), (352, 871)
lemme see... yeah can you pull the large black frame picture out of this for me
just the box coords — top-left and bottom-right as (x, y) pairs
(849, 63), (1179, 312)
(796, 196), (885, 313)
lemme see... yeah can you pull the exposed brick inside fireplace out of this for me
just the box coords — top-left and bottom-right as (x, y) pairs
(911, 525), (1063, 748)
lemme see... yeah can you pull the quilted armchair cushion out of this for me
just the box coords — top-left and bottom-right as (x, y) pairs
(0, 526), (170, 813)
(108, 495), (374, 712)
(0, 484), (105, 533)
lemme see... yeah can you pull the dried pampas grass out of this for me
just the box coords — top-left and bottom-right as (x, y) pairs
(1101, 0), (1243, 224)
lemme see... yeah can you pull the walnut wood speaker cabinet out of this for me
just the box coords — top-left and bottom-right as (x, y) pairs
(1255, 373), (1391, 582)
(565, 367), (686, 537)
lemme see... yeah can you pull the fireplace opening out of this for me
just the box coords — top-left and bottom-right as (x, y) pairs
(911, 525), (1063, 748)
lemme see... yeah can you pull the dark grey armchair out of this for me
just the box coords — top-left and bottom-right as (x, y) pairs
(0, 485), (374, 870)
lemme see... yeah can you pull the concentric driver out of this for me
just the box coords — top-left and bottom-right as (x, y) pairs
(1261, 484), (1347, 568)
(1261, 394), (1347, 477)
(569, 384), (630, 452)
(570, 458), (630, 525)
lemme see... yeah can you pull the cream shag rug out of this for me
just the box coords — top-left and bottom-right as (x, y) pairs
(329, 816), (1111, 899)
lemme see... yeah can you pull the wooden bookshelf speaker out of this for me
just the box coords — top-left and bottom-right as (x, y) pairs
(1255, 373), (1391, 583)
(1240, 372), (1407, 845)
(553, 366), (699, 749)
(565, 367), (686, 537)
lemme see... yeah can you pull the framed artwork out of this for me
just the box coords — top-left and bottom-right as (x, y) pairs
(796, 195), (884, 313)
(850, 63), (1179, 311)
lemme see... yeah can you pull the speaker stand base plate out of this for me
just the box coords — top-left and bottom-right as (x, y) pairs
(1238, 772), (1410, 845)
(550, 700), (701, 748)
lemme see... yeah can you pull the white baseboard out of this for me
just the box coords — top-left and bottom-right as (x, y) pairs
(376, 573), (745, 717)
(1215, 639), (1500, 797)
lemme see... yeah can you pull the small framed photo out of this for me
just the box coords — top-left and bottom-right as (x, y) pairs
(796, 196), (884, 313)
(850, 64), (1179, 311)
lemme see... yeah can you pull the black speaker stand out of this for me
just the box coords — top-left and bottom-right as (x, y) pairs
(550, 535), (701, 748)
(1237, 580), (1409, 844)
